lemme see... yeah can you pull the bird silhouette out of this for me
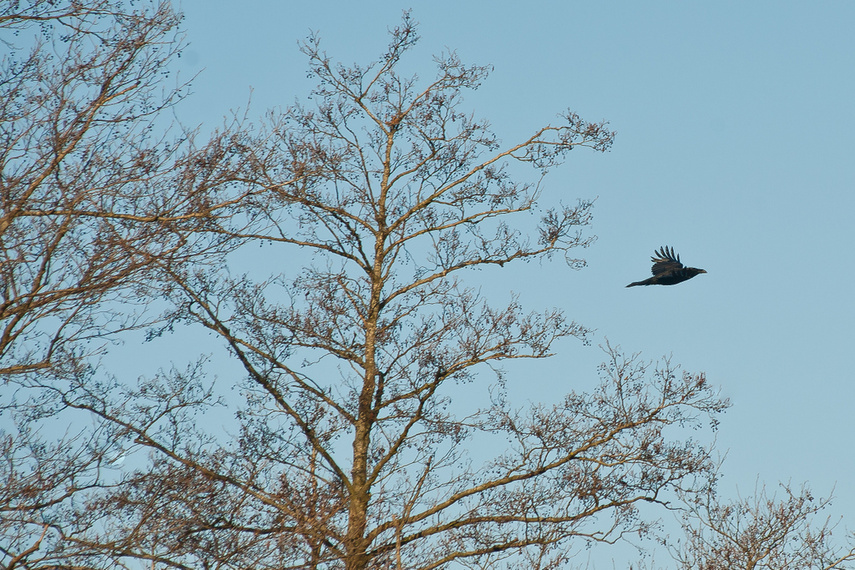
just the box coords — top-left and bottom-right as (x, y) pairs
(626, 246), (707, 287)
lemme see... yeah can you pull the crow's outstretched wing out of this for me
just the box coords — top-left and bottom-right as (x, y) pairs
(650, 246), (683, 276)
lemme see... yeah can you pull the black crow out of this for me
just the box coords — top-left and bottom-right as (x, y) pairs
(626, 246), (706, 287)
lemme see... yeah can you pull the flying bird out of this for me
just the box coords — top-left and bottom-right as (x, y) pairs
(626, 246), (707, 287)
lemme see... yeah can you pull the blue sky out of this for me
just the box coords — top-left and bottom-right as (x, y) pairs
(174, 0), (855, 563)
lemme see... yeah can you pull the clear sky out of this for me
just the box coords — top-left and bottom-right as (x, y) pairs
(173, 0), (855, 563)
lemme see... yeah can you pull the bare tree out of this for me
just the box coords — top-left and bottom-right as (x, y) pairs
(2, 7), (731, 570)
(666, 482), (855, 570)
(0, 2), (258, 568)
